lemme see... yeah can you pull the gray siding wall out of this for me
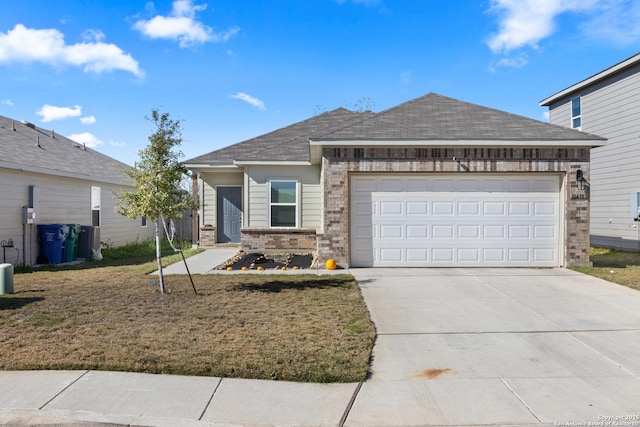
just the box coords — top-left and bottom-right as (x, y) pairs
(0, 168), (154, 265)
(548, 62), (640, 250)
(246, 165), (322, 229)
(198, 171), (244, 227)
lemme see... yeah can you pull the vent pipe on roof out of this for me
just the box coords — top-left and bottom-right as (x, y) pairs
(51, 129), (55, 139)
(83, 143), (86, 151)
(11, 121), (16, 131)
(36, 135), (41, 148)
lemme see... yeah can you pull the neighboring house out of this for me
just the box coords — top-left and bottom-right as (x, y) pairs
(540, 52), (640, 250)
(0, 114), (155, 265)
(186, 93), (604, 268)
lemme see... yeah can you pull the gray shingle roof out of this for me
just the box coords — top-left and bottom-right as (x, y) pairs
(318, 93), (605, 141)
(185, 93), (605, 166)
(185, 108), (374, 164)
(0, 115), (131, 184)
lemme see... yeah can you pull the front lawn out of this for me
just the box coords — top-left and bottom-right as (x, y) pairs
(0, 247), (375, 383)
(570, 247), (640, 291)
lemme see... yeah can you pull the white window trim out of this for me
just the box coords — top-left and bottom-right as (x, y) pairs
(90, 186), (101, 227)
(268, 180), (299, 228)
(571, 96), (582, 130)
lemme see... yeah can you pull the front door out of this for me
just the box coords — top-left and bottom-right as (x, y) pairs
(216, 187), (242, 243)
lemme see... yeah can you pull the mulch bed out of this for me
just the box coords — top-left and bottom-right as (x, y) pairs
(218, 251), (315, 270)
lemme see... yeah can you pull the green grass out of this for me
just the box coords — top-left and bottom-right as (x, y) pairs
(570, 247), (640, 291)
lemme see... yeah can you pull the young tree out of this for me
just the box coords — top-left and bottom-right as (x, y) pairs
(115, 109), (196, 293)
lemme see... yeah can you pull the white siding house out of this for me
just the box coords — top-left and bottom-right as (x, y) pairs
(541, 53), (640, 250)
(0, 115), (154, 265)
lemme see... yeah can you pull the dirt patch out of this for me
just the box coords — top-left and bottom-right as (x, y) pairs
(218, 251), (316, 270)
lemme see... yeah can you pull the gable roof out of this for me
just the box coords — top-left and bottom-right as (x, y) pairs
(185, 108), (374, 165)
(315, 93), (605, 143)
(540, 52), (640, 106)
(0, 115), (131, 185)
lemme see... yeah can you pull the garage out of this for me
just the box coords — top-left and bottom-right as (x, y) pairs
(350, 174), (562, 267)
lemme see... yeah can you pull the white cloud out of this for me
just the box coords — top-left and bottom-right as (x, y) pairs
(580, 0), (640, 44)
(109, 140), (126, 147)
(68, 132), (103, 148)
(2, 99), (13, 106)
(80, 115), (96, 124)
(0, 24), (143, 77)
(134, 0), (239, 47)
(230, 92), (266, 110)
(486, 0), (600, 53)
(37, 104), (82, 122)
(489, 53), (529, 72)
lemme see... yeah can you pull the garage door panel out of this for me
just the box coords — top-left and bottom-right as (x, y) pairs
(433, 202), (454, 215)
(407, 248), (428, 262)
(458, 201), (480, 215)
(406, 201), (428, 215)
(432, 248), (454, 262)
(380, 201), (402, 216)
(458, 248), (480, 262)
(534, 225), (556, 238)
(508, 248), (531, 262)
(350, 174), (560, 267)
(508, 225), (531, 239)
(484, 248), (506, 262)
(458, 225), (480, 239)
(380, 248), (403, 263)
(508, 202), (531, 215)
(484, 225), (506, 239)
(484, 202), (506, 215)
(380, 225), (402, 239)
(534, 202), (556, 215)
(406, 225), (428, 238)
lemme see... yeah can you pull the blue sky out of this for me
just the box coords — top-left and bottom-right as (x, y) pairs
(1, 0), (639, 166)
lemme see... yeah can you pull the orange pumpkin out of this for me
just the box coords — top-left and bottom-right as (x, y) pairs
(325, 259), (337, 270)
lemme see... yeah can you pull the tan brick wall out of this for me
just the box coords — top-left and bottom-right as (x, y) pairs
(318, 147), (592, 267)
(199, 226), (216, 247)
(241, 228), (317, 252)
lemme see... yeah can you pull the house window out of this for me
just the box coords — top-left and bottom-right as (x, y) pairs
(91, 186), (101, 227)
(571, 96), (581, 129)
(270, 180), (297, 227)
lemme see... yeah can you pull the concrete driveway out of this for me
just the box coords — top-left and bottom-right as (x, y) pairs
(346, 268), (640, 426)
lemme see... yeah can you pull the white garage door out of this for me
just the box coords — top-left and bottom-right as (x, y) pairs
(350, 174), (561, 267)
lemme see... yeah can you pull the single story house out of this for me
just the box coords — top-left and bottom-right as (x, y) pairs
(0, 114), (155, 265)
(186, 93), (605, 268)
(540, 52), (640, 250)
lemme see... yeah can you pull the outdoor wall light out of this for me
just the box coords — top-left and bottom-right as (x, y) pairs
(576, 169), (587, 191)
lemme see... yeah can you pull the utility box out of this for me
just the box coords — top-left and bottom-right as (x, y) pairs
(0, 263), (14, 294)
(631, 192), (640, 219)
(78, 226), (100, 259)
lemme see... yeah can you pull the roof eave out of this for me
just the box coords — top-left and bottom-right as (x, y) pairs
(0, 160), (131, 186)
(540, 52), (640, 106)
(309, 139), (606, 148)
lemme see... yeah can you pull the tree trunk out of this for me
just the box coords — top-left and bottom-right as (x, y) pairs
(155, 219), (165, 294)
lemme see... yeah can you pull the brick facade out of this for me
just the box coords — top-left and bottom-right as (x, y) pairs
(199, 226), (216, 247)
(241, 228), (317, 253)
(318, 147), (591, 268)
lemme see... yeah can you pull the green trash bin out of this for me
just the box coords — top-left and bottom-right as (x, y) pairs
(0, 263), (13, 294)
(65, 224), (81, 262)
